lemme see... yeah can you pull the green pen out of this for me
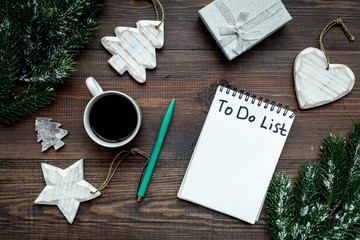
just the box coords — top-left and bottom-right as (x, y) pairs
(137, 99), (175, 202)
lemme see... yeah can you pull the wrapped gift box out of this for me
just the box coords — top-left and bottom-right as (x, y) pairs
(199, 0), (292, 60)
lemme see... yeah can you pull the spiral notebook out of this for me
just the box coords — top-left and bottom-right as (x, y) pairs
(178, 85), (296, 224)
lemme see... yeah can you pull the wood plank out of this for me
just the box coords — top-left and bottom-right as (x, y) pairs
(0, 158), (306, 240)
(1, 0), (360, 239)
(85, 0), (360, 50)
(0, 50), (359, 160)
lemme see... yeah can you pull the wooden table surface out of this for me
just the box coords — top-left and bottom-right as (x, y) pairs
(1, 0), (359, 239)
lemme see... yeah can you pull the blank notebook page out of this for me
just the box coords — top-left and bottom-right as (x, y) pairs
(178, 86), (295, 224)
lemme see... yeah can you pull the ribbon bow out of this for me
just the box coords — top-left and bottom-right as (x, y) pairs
(219, 12), (261, 54)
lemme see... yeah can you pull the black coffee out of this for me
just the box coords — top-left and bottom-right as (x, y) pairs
(89, 95), (138, 143)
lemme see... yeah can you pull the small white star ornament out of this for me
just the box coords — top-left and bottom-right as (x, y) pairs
(35, 159), (100, 224)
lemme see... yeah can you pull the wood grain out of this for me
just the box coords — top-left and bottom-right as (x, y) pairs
(1, 0), (360, 239)
(34, 160), (101, 224)
(294, 47), (355, 109)
(101, 20), (165, 83)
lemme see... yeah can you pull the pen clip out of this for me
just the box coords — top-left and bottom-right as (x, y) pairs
(137, 160), (149, 194)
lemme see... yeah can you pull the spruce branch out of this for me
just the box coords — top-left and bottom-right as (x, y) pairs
(0, 0), (100, 124)
(0, 86), (55, 124)
(344, 123), (360, 199)
(292, 162), (328, 239)
(324, 187), (360, 239)
(318, 135), (347, 215)
(0, 1), (21, 100)
(267, 174), (295, 240)
(267, 123), (360, 239)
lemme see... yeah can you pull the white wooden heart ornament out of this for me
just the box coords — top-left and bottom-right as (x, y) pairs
(294, 47), (355, 109)
(101, 20), (164, 83)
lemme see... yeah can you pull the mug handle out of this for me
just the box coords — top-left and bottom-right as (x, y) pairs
(86, 77), (104, 97)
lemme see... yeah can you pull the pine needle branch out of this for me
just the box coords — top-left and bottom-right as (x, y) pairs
(267, 123), (360, 239)
(318, 134), (346, 212)
(292, 162), (328, 239)
(0, 86), (55, 124)
(344, 123), (360, 199)
(267, 174), (295, 240)
(0, 0), (100, 124)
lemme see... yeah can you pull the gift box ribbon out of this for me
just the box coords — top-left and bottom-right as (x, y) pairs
(215, 0), (284, 54)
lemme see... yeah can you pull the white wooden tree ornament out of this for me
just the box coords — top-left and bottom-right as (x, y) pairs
(294, 47), (355, 109)
(102, 20), (164, 83)
(293, 19), (355, 110)
(35, 159), (100, 224)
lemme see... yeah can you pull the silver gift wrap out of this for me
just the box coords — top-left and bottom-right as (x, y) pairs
(199, 0), (292, 60)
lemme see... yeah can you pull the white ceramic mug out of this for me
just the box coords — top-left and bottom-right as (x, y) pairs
(83, 77), (142, 148)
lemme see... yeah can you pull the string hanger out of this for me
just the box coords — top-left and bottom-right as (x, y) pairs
(319, 19), (355, 70)
(151, 0), (165, 29)
(91, 148), (150, 195)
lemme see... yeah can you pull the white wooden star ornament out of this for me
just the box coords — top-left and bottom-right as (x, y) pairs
(294, 19), (355, 109)
(101, 0), (165, 83)
(35, 160), (100, 224)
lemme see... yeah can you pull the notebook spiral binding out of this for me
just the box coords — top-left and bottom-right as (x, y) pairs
(220, 85), (297, 119)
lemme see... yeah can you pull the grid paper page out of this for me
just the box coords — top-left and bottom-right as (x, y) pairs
(178, 86), (295, 224)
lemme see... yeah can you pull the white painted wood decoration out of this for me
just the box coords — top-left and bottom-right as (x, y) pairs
(294, 47), (355, 109)
(35, 159), (100, 224)
(101, 20), (164, 83)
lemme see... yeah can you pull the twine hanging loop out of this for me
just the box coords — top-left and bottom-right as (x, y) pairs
(319, 19), (355, 70)
(151, 0), (165, 29)
(91, 148), (150, 194)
